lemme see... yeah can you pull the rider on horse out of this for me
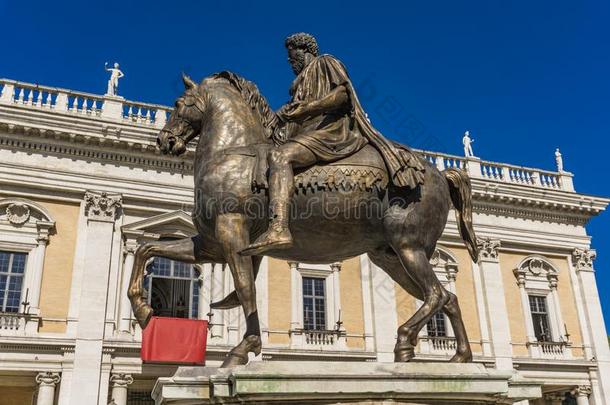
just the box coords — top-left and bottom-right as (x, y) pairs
(241, 32), (426, 256)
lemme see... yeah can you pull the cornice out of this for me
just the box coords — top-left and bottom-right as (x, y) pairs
(0, 120), (193, 174)
(472, 182), (608, 225)
(1, 103), (608, 225)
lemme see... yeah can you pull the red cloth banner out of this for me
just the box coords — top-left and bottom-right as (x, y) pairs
(141, 317), (208, 364)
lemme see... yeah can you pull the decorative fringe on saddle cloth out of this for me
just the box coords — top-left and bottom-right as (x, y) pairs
(293, 166), (388, 194)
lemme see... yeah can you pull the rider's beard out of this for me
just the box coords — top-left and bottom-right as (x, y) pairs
(289, 54), (305, 75)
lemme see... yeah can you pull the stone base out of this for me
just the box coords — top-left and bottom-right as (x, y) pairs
(152, 361), (541, 404)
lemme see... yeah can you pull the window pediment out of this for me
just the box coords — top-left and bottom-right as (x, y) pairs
(514, 256), (559, 289)
(122, 210), (196, 241)
(0, 198), (55, 226)
(430, 247), (458, 283)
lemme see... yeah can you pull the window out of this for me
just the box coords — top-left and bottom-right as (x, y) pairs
(529, 295), (551, 342)
(426, 311), (447, 337)
(0, 251), (27, 313)
(127, 390), (154, 405)
(145, 257), (199, 319)
(302, 277), (326, 330)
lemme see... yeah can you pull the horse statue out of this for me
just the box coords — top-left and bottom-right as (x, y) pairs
(128, 72), (479, 368)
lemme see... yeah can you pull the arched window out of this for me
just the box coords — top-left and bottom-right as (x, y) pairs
(144, 257), (200, 319)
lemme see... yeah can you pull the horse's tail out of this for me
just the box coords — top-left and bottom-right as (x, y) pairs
(444, 168), (479, 262)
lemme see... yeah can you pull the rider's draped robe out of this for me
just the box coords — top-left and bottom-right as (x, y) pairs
(283, 54), (425, 189)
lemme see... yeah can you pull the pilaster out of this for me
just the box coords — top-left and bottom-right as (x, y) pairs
(118, 239), (137, 335)
(289, 261), (303, 347)
(368, 256), (398, 362)
(359, 255), (375, 352)
(68, 191), (122, 405)
(477, 238), (513, 370)
(572, 248), (610, 402)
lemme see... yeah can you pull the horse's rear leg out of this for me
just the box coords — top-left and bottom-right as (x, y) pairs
(371, 244), (449, 362)
(210, 255), (263, 310)
(216, 214), (261, 368)
(368, 250), (472, 362)
(128, 236), (204, 329)
(444, 291), (472, 362)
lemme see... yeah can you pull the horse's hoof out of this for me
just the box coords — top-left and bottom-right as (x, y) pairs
(449, 351), (472, 363)
(220, 335), (262, 368)
(210, 291), (240, 310)
(220, 352), (249, 368)
(134, 303), (153, 329)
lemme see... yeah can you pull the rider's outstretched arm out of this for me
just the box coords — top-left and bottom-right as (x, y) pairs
(280, 84), (350, 123)
(306, 84), (349, 116)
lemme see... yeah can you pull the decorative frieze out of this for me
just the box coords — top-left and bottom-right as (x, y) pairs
(84, 191), (122, 222)
(477, 238), (501, 262)
(572, 248), (596, 272)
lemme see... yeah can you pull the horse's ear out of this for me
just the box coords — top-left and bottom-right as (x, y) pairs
(182, 73), (197, 90)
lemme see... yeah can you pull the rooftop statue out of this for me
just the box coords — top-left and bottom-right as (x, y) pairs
(128, 33), (480, 368)
(105, 62), (124, 97)
(555, 148), (564, 172)
(463, 130), (475, 158)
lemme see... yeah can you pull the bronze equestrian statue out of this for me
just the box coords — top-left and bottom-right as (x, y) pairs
(128, 33), (479, 368)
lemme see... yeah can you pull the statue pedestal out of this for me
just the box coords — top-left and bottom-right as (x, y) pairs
(152, 361), (541, 404)
(101, 95), (125, 120)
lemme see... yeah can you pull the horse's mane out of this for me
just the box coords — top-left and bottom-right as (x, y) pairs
(212, 71), (280, 143)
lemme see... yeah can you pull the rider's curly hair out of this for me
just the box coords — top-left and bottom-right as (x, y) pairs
(285, 32), (319, 56)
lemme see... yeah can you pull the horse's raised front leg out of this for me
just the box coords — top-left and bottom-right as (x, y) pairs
(128, 235), (205, 329)
(216, 213), (261, 368)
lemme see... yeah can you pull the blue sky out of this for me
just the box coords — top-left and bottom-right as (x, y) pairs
(1, 1), (609, 331)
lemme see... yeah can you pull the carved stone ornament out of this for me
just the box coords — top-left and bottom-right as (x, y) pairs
(35, 372), (61, 386)
(110, 373), (134, 388)
(477, 237), (501, 261)
(528, 258), (544, 275)
(5, 203), (30, 225)
(576, 385), (592, 397)
(84, 191), (122, 222)
(572, 248), (596, 271)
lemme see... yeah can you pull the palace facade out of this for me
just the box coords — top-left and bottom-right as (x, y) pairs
(0, 78), (609, 405)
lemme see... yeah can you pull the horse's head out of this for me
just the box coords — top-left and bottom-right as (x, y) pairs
(157, 74), (207, 156)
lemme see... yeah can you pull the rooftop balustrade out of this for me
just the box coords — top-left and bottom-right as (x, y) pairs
(0, 78), (575, 192)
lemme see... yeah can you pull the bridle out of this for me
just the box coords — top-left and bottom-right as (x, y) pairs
(160, 92), (207, 145)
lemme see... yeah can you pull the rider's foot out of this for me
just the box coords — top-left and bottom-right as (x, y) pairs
(240, 225), (293, 256)
(210, 291), (241, 310)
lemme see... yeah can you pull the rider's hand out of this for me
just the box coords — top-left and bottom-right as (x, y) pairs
(278, 101), (309, 123)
